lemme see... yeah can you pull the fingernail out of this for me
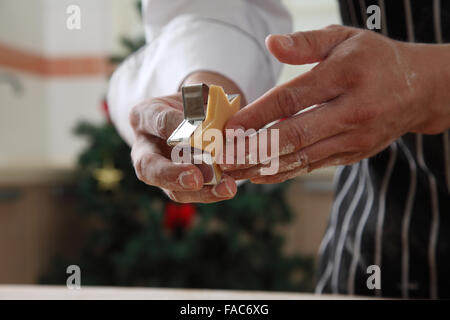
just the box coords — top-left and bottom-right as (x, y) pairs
(177, 170), (199, 189)
(212, 178), (235, 198)
(277, 34), (293, 48)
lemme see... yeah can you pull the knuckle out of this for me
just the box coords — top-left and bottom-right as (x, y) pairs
(325, 24), (343, 31)
(294, 150), (309, 167)
(359, 29), (377, 43)
(289, 122), (308, 149)
(130, 98), (180, 138)
(155, 109), (170, 138)
(133, 154), (147, 182)
(343, 105), (377, 125)
(134, 153), (159, 185)
(130, 99), (157, 133)
(325, 24), (356, 39)
(129, 104), (142, 132)
(275, 87), (300, 115)
(298, 32), (317, 53)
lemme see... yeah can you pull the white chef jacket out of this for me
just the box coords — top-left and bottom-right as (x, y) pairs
(107, 0), (292, 144)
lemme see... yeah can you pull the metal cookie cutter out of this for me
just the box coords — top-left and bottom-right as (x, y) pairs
(167, 84), (237, 185)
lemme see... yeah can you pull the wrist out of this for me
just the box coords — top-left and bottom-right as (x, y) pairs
(181, 71), (247, 107)
(408, 43), (450, 134)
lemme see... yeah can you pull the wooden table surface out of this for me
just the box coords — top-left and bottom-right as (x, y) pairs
(0, 285), (362, 300)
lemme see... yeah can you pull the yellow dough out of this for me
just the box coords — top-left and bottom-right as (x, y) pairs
(190, 85), (240, 183)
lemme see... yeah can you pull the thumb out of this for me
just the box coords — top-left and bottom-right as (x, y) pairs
(266, 25), (356, 65)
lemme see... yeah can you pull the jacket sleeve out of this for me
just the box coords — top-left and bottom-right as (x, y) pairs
(107, 0), (292, 144)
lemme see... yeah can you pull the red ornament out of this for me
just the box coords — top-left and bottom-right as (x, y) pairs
(101, 98), (112, 123)
(163, 202), (196, 231)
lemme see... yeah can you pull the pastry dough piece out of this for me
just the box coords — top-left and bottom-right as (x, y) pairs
(190, 85), (240, 183)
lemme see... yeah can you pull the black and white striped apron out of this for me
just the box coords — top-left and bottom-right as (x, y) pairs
(316, 0), (450, 299)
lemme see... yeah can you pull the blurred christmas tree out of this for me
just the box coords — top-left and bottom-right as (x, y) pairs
(40, 1), (315, 292)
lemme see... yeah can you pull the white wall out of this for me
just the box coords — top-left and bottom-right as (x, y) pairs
(0, 72), (48, 165)
(46, 77), (106, 165)
(0, 0), (44, 53)
(42, 0), (114, 56)
(0, 0), (116, 168)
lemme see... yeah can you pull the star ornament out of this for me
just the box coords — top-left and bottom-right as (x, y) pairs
(93, 161), (124, 190)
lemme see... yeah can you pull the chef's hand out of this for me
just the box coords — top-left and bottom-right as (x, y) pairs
(130, 71), (245, 203)
(221, 25), (450, 184)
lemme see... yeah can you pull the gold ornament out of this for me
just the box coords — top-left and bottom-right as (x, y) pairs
(93, 160), (124, 190)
